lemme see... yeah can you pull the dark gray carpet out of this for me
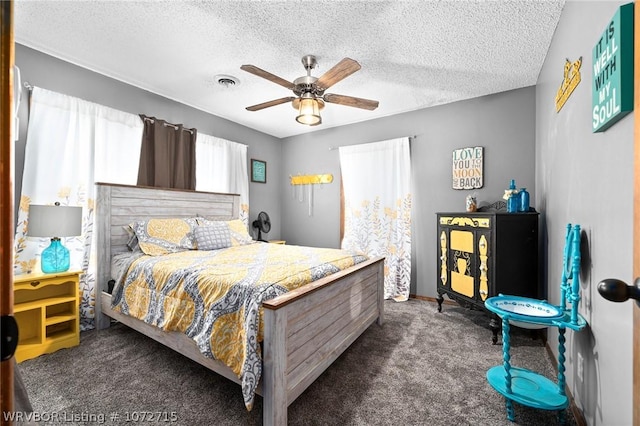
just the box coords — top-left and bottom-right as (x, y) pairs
(18, 299), (576, 425)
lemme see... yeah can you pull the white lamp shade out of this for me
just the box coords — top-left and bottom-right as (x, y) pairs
(28, 204), (83, 238)
(296, 97), (321, 126)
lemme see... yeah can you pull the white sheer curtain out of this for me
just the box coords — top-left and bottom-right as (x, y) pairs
(339, 137), (412, 301)
(195, 133), (249, 225)
(14, 87), (143, 329)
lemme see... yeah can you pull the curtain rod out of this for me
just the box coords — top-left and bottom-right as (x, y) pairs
(20, 84), (196, 135)
(141, 116), (195, 134)
(328, 135), (417, 151)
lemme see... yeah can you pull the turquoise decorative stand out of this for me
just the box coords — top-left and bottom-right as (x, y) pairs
(484, 223), (587, 424)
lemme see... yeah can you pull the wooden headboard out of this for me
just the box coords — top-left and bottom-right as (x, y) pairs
(94, 182), (240, 308)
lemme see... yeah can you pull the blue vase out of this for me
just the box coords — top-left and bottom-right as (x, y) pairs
(519, 188), (530, 212)
(507, 195), (518, 213)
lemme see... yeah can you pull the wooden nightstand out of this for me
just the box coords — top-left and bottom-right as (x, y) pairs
(13, 270), (81, 362)
(268, 240), (286, 245)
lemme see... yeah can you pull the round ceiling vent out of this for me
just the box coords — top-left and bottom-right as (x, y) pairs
(214, 74), (239, 88)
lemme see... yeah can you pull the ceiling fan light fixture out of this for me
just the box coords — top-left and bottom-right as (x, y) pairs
(296, 94), (321, 126)
(292, 98), (325, 110)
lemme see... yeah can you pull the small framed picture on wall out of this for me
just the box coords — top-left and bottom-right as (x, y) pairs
(251, 159), (267, 183)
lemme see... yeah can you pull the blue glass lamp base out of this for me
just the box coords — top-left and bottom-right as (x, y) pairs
(41, 238), (70, 273)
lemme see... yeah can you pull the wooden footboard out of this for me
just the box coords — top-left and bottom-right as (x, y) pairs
(262, 256), (384, 425)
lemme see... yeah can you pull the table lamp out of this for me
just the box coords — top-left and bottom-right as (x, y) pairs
(28, 202), (82, 273)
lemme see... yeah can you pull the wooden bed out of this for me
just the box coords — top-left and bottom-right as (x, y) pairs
(94, 182), (384, 425)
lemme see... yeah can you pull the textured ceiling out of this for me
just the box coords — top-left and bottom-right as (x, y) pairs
(14, 0), (565, 138)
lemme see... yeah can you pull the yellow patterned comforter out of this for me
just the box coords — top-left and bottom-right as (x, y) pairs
(111, 242), (367, 410)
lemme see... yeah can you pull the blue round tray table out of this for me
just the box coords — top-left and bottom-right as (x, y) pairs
(486, 365), (568, 410)
(484, 224), (587, 424)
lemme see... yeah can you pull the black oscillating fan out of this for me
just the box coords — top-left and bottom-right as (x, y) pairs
(252, 211), (271, 242)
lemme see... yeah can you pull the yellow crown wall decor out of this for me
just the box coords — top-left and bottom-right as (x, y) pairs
(555, 56), (582, 112)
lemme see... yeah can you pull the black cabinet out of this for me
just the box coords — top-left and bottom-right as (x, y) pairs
(436, 212), (540, 343)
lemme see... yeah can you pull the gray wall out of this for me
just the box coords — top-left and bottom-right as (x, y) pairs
(536, 2), (634, 424)
(14, 44), (283, 240)
(281, 87), (537, 298)
(15, 45), (537, 301)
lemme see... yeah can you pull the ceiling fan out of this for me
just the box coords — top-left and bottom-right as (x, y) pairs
(240, 55), (379, 126)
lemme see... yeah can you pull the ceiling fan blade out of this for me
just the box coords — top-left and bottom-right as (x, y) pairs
(315, 58), (361, 91)
(246, 97), (296, 112)
(240, 65), (295, 90)
(323, 93), (379, 111)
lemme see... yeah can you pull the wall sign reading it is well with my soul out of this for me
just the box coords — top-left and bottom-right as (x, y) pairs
(592, 2), (634, 132)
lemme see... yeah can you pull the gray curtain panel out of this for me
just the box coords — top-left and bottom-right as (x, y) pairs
(137, 114), (197, 190)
